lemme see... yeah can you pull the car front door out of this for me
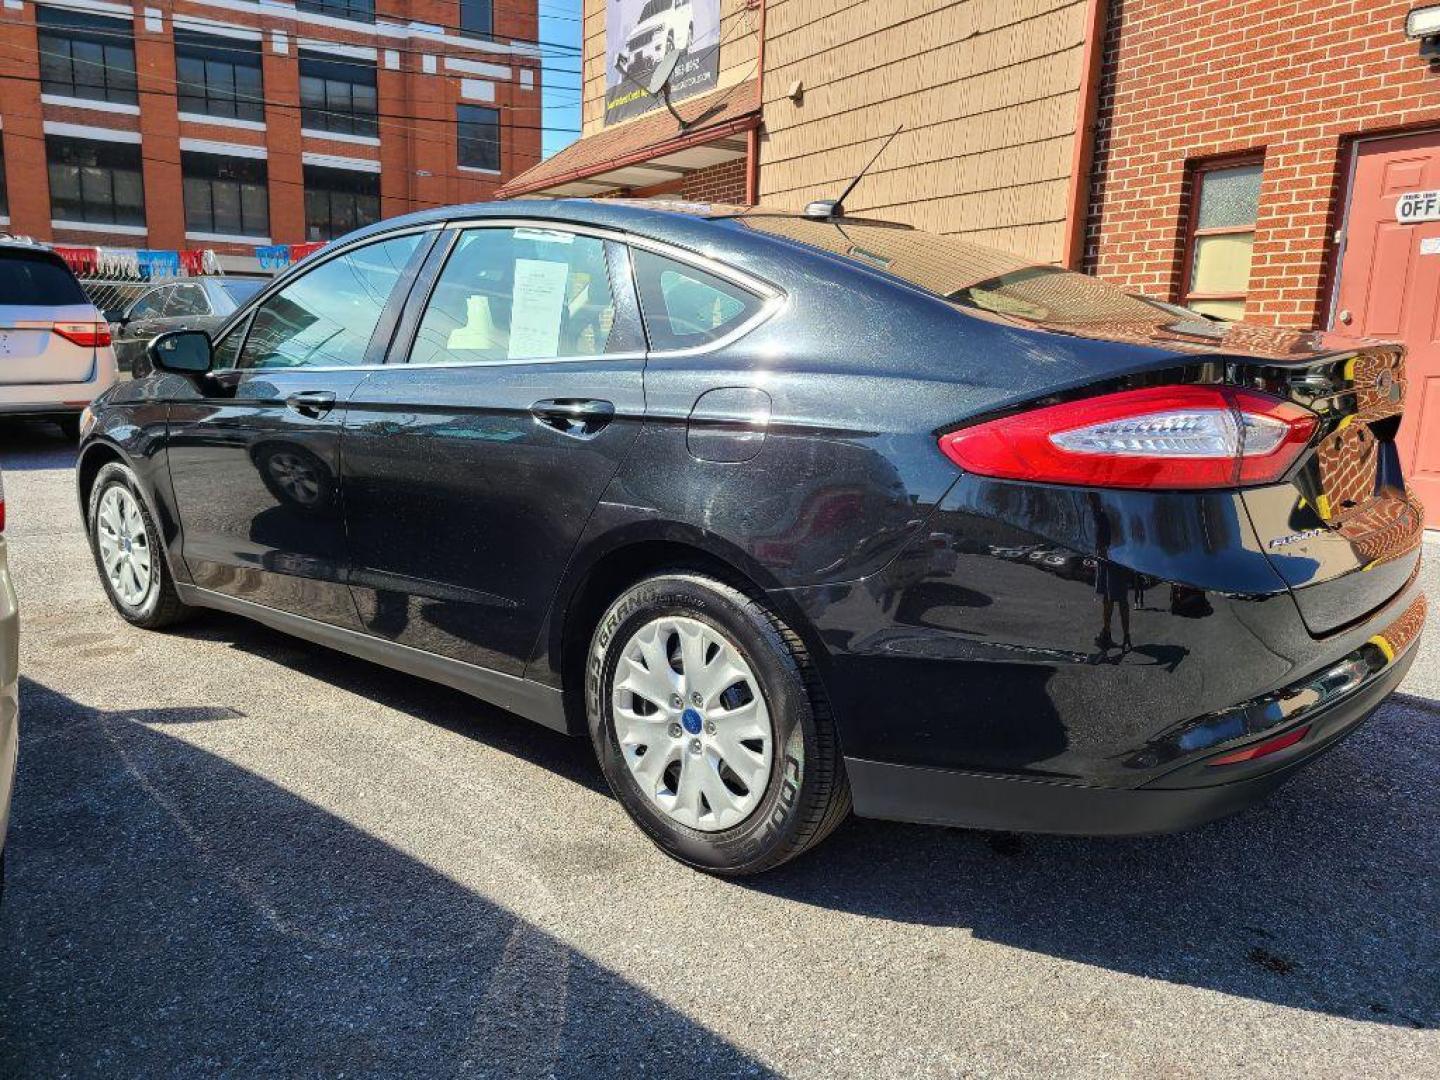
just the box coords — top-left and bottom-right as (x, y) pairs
(113, 285), (172, 372)
(164, 230), (433, 626)
(340, 223), (647, 674)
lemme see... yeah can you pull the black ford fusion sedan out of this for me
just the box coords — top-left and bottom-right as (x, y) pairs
(76, 199), (1426, 875)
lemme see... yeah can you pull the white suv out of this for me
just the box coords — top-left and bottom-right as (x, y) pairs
(0, 240), (118, 439)
(618, 0), (694, 74)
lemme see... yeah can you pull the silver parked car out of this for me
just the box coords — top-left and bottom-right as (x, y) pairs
(0, 240), (118, 439)
(110, 278), (265, 373)
(0, 469), (17, 897)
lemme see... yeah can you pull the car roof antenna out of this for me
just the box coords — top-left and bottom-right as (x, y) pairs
(804, 125), (904, 221)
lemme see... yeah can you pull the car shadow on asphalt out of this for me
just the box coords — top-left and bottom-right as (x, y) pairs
(138, 611), (1440, 1032)
(175, 609), (608, 796)
(0, 420), (79, 472)
(0, 676), (778, 1079)
(756, 690), (1440, 1030)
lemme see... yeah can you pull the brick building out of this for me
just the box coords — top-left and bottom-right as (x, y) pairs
(0, 0), (543, 266)
(1084, 0), (1440, 524)
(501, 0), (1439, 527)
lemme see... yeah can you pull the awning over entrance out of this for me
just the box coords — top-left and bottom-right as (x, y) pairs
(496, 80), (760, 200)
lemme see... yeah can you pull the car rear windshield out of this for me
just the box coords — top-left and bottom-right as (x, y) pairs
(0, 249), (88, 306)
(736, 215), (1169, 330)
(218, 279), (264, 305)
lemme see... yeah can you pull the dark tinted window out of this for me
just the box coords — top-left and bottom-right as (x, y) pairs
(37, 7), (137, 105)
(303, 165), (380, 242)
(217, 279), (264, 306)
(182, 152), (269, 237)
(163, 284), (210, 317)
(175, 30), (264, 123)
(126, 287), (169, 319)
(737, 215), (1164, 329)
(0, 250), (87, 306)
(237, 234), (421, 369)
(46, 135), (145, 226)
(457, 106), (500, 171)
(410, 228), (620, 364)
(631, 249), (763, 351)
(295, 0), (374, 23)
(299, 56), (378, 137)
(460, 0), (492, 37)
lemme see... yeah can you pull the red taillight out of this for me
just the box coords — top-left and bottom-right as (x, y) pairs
(1208, 724), (1310, 766)
(52, 322), (111, 348)
(938, 385), (1317, 490)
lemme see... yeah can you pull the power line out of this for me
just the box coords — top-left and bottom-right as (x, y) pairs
(15, 12), (585, 72)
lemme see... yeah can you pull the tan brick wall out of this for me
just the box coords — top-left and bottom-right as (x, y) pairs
(1086, 0), (1440, 328)
(759, 0), (1090, 263)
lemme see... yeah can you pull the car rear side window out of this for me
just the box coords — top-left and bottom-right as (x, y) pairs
(409, 227), (621, 364)
(0, 250), (88, 306)
(631, 248), (762, 352)
(236, 233), (423, 370)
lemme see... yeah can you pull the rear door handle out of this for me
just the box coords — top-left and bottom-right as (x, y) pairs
(531, 398), (615, 438)
(286, 390), (337, 419)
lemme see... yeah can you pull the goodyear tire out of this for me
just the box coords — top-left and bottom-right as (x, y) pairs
(587, 573), (850, 875)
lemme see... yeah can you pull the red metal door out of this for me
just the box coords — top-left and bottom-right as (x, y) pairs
(1334, 131), (1440, 528)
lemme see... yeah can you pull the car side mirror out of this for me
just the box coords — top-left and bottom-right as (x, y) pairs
(149, 330), (212, 374)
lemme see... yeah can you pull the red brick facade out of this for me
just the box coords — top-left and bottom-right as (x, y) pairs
(679, 159), (748, 205)
(0, 0), (542, 257)
(1084, 0), (1440, 328)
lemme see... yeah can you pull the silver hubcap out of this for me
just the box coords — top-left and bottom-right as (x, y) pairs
(612, 616), (773, 832)
(96, 486), (152, 607)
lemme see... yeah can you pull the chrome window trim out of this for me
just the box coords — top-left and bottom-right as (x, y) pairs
(207, 215), (785, 373)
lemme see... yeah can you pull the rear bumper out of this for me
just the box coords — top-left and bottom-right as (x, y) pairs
(845, 640), (1416, 834)
(0, 354), (117, 414)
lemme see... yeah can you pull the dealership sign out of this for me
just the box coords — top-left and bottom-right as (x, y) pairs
(605, 0), (719, 126)
(1396, 189), (1440, 224)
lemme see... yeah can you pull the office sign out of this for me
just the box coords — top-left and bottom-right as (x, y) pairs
(605, 0), (719, 126)
(1396, 189), (1440, 224)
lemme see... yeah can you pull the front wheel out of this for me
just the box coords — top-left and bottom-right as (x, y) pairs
(587, 573), (850, 875)
(87, 462), (193, 629)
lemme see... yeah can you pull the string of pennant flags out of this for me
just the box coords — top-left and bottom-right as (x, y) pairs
(47, 242), (327, 280)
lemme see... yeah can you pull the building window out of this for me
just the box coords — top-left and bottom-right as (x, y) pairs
(46, 136), (145, 226)
(460, 0), (493, 38)
(295, 0), (375, 23)
(176, 30), (265, 123)
(1183, 161), (1263, 321)
(182, 152), (269, 237)
(304, 166), (380, 241)
(37, 6), (137, 106)
(457, 106), (500, 171)
(300, 56), (379, 138)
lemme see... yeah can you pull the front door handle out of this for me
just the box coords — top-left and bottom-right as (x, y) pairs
(286, 390), (337, 419)
(531, 398), (615, 438)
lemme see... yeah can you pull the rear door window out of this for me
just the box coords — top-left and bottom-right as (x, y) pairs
(409, 227), (622, 364)
(631, 248), (763, 351)
(127, 289), (168, 319)
(0, 249), (88, 306)
(163, 284), (210, 317)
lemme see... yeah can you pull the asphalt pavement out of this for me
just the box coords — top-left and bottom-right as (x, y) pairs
(0, 419), (1436, 1078)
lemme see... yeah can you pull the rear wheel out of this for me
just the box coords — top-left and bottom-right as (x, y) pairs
(87, 462), (193, 629)
(587, 573), (850, 875)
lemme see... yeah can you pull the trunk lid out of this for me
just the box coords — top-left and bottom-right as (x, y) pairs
(1233, 342), (1422, 636)
(0, 303), (101, 385)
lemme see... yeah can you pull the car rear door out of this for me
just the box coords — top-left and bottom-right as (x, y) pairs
(164, 229), (435, 626)
(0, 247), (102, 385)
(339, 222), (647, 674)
